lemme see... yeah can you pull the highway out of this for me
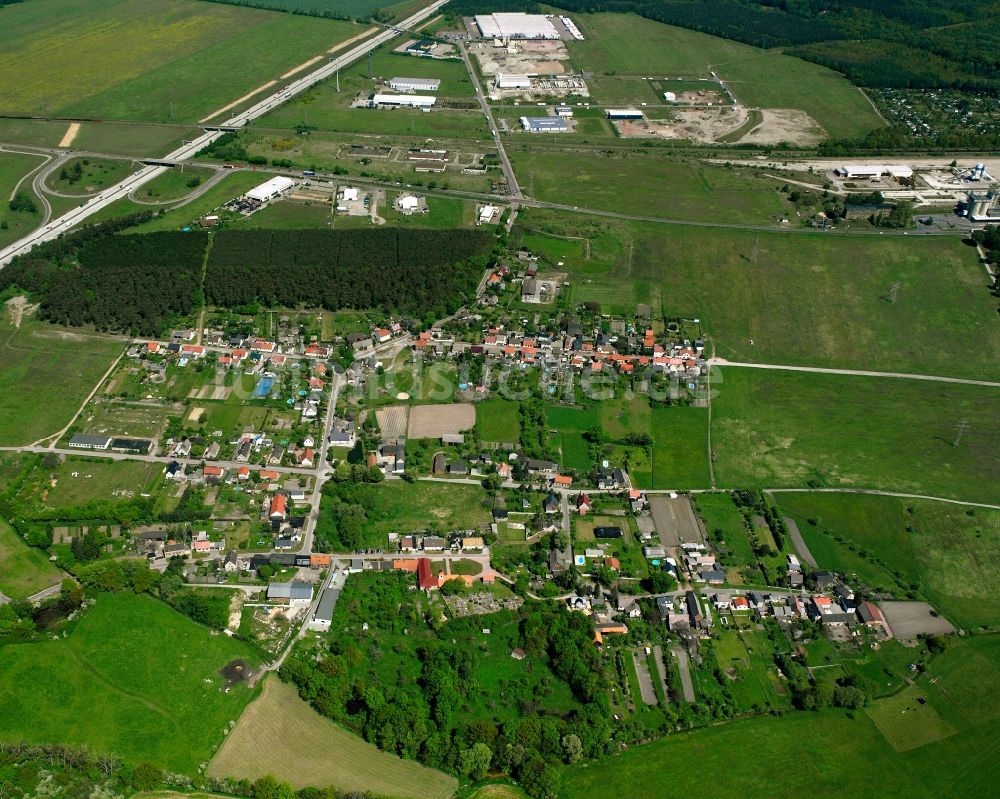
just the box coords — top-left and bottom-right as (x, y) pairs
(0, 0), (449, 268)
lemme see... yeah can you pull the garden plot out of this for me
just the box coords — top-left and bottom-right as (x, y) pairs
(376, 404), (409, 440)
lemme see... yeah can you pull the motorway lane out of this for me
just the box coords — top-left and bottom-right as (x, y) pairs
(0, 0), (448, 268)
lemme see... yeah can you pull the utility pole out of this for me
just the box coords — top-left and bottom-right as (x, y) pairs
(953, 420), (970, 448)
(368, 51), (373, 79)
(336, 67), (340, 92)
(888, 281), (902, 303)
(750, 236), (759, 265)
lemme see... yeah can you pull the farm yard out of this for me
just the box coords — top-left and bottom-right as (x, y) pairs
(207, 677), (456, 799)
(0, 0), (362, 123)
(0, 592), (260, 772)
(0, 318), (123, 446)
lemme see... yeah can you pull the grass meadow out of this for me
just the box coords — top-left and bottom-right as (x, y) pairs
(207, 678), (456, 799)
(476, 398), (521, 443)
(711, 368), (1000, 504)
(510, 152), (789, 224)
(561, 634), (1000, 799)
(514, 210), (999, 380)
(0, 318), (123, 446)
(0, 520), (63, 600)
(566, 13), (884, 140)
(0, 151), (44, 250)
(778, 493), (1000, 629)
(0, 592), (260, 772)
(0, 0), (360, 122)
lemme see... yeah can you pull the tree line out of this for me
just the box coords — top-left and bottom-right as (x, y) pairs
(0, 222), (494, 336)
(206, 229), (493, 320)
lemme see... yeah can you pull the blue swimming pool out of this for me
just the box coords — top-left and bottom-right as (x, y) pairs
(252, 377), (274, 398)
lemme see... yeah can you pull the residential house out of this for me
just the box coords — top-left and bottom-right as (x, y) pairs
(543, 493), (560, 514)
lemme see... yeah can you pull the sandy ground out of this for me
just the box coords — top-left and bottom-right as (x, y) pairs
(615, 105), (748, 143)
(472, 39), (569, 76)
(879, 601), (957, 641)
(376, 404), (409, 440)
(407, 403), (475, 439)
(58, 122), (80, 148)
(737, 108), (825, 147)
(649, 495), (703, 547)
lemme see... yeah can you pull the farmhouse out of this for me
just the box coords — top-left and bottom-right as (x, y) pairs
(388, 77), (440, 92)
(267, 581), (313, 607)
(372, 93), (436, 108)
(246, 176), (295, 203)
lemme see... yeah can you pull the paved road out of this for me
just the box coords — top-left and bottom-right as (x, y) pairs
(458, 41), (520, 200)
(671, 645), (696, 703)
(0, 0), (449, 267)
(631, 649), (658, 706)
(783, 516), (818, 569)
(710, 358), (1000, 388)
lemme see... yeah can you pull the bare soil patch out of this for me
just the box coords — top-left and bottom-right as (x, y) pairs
(407, 403), (475, 439)
(376, 404), (409, 440)
(736, 108), (825, 146)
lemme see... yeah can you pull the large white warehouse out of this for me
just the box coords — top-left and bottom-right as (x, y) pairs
(475, 13), (561, 40)
(388, 77), (440, 92)
(246, 176), (295, 203)
(372, 93), (436, 108)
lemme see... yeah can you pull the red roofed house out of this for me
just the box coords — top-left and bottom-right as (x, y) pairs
(298, 448), (315, 467)
(418, 558), (437, 590)
(236, 466), (251, 480)
(146, 341), (161, 354)
(269, 494), (287, 519)
(576, 493), (592, 514)
(180, 344), (205, 358)
(203, 465), (224, 480)
(259, 469), (280, 481)
(553, 474), (573, 487)
(732, 596), (751, 611)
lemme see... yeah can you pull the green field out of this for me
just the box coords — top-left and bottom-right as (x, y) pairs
(561, 635), (1000, 799)
(567, 13), (884, 140)
(0, 151), (44, 249)
(207, 677), (455, 799)
(45, 458), (163, 509)
(515, 211), (998, 379)
(0, 118), (199, 157)
(202, 0), (389, 18)
(129, 166), (217, 203)
(0, 0), (361, 122)
(778, 493), (1000, 629)
(0, 592), (260, 772)
(45, 156), (137, 196)
(123, 171), (263, 232)
(712, 368), (1000, 504)
(0, 519), (63, 600)
(0, 318), (123, 446)
(511, 152), (789, 224)
(650, 405), (710, 489)
(476, 398), (520, 444)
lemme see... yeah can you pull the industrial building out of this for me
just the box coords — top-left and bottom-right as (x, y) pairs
(387, 77), (440, 92)
(475, 12), (561, 40)
(495, 74), (532, 90)
(520, 116), (569, 132)
(606, 108), (643, 120)
(966, 189), (1000, 222)
(68, 434), (112, 450)
(834, 164), (913, 179)
(555, 106), (573, 117)
(372, 93), (436, 108)
(246, 176), (295, 203)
